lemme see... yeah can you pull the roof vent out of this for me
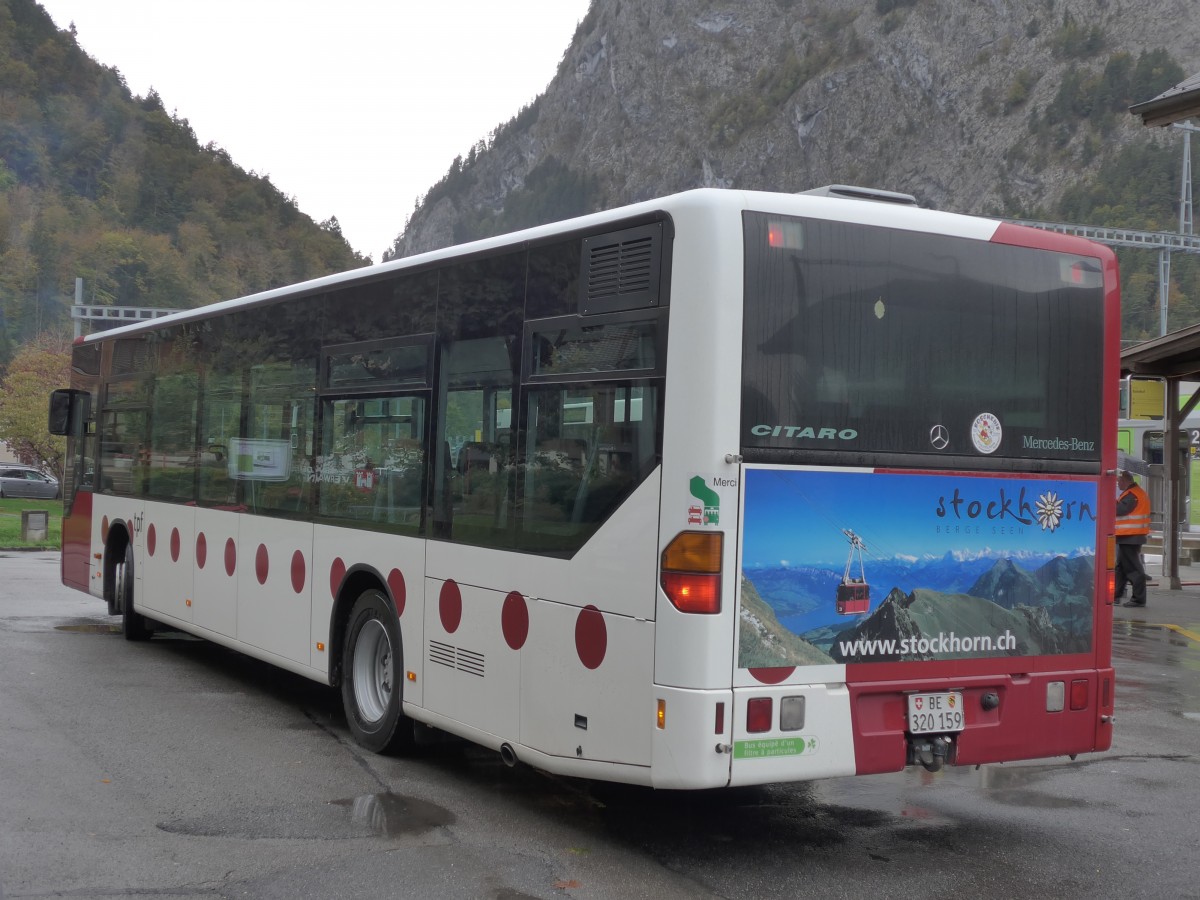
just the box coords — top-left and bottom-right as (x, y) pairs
(800, 184), (920, 206)
(579, 222), (663, 315)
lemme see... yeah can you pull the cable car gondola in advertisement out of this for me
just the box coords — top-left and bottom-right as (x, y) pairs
(836, 528), (871, 615)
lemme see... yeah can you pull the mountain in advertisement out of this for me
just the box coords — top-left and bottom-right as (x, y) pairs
(749, 549), (1081, 637)
(739, 566), (836, 619)
(739, 575), (835, 668)
(825, 586), (1061, 662)
(822, 556), (1094, 663)
(966, 554), (1095, 651)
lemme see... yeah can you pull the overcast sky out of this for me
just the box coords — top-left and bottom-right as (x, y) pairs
(38, 0), (592, 262)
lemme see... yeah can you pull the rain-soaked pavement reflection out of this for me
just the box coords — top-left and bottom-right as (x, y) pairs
(1111, 618), (1200, 721)
(330, 791), (456, 837)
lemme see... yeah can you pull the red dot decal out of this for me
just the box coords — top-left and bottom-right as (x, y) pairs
(502, 591), (529, 650)
(255, 544), (269, 585)
(101, 516), (110, 541)
(749, 667), (795, 685)
(196, 533), (207, 569)
(170, 527), (181, 562)
(387, 568), (406, 616)
(439, 579), (462, 634)
(146, 523), (157, 557)
(290, 550), (305, 593)
(575, 605), (607, 670)
(224, 538), (236, 577)
(330, 557), (346, 599)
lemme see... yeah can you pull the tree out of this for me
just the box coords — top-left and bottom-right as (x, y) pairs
(0, 330), (71, 479)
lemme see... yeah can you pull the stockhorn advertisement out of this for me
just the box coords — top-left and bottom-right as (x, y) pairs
(738, 467), (1098, 667)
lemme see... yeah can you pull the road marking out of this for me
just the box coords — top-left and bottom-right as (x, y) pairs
(1163, 623), (1200, 644)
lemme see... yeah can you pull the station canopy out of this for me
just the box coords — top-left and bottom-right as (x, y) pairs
(1121, 326), (1200, 588)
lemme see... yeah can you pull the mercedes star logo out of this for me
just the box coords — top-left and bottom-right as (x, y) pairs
(930, 424), (949, 450)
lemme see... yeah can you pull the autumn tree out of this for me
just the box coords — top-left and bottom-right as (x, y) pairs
(0, 330), (71, 479)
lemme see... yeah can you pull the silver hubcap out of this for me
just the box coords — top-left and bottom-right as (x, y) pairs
(352, 618), (393, 724)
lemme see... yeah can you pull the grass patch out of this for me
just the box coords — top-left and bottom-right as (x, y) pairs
(0, 497), (63, 549)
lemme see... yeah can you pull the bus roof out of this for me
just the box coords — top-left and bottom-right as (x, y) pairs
(81, 187), (1075, 343)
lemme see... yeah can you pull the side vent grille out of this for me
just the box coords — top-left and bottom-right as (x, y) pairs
(428, 640), (485, 678)
(457, 648), (485, 678)
(429, 640), (455, 669)
(579, 222), (664, 315)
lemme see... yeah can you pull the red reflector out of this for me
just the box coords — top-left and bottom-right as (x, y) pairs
(715, 702), (725, 734)
(767, 220), (804, 249)
(1070, 679), (1089, 711)
(661, 572), (720, 614)
(746, 697), (772, 733)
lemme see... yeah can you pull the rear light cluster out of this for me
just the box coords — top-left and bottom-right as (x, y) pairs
(1046, 679), (1090, 712)
(746, 697), (772, 732)
(745, 696), (807, 733)
(1106, 534), (1116, 603)
(661, 531), (722, 614)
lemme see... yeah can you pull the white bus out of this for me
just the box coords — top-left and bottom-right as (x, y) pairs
(51, 187), (1119, 788)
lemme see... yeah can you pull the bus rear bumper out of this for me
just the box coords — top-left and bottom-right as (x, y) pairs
(849, 667), (1116, 775)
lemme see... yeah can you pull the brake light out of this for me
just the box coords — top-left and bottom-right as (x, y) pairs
(746, 697), (773, 733)
(767, 220), (804, 250)
(1070, 679), (1089, 711)
(661, 531), (722, 614)
(1106, 535), (1116, 601)
(661, 573), (720, 613)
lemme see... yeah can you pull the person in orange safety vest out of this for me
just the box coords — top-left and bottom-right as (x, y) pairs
(1115, 470), (1151, 608)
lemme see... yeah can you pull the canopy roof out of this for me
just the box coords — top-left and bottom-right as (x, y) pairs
(1130, 71), (1200, 127)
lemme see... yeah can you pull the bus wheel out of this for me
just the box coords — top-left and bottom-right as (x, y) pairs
(341, 589), (415, 754)
(116, 543), (151, 642)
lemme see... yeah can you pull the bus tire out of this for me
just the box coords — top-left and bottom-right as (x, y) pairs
(117, 542), (152, 642)
(341, 589), (415, 754)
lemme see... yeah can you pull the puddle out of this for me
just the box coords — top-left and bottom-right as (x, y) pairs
(158, 792), (454, 840)
(974, 762), (1090, 809)
(330, 792), (456, 837)
(54, 622), (122, 635)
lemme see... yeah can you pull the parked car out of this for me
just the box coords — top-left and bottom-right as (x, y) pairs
(0, 465), (60, 499)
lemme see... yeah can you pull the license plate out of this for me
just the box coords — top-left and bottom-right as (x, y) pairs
(907, 691), (965, 734)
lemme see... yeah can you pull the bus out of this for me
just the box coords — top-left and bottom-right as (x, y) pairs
(1117, 413), (1200, 531)
(49, 187), (1118, 789)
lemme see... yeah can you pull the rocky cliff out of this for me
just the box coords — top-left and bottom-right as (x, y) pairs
(389, 0), (1199, 259)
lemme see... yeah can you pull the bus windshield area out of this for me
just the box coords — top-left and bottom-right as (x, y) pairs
(740, 212), (1105, 467)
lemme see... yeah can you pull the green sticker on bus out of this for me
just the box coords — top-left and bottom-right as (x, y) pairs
(734, 737), (818, 759)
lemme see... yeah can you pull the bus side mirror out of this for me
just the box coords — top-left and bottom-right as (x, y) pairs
(48, 389), (89, 436)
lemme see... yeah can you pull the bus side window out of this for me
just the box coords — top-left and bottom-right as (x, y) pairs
(519, 384), (657, 553)
(317, 396), (426, 531)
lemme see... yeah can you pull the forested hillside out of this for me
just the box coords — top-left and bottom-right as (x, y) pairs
(389, 0), (1200, 341)
(0, 0), (368, 369)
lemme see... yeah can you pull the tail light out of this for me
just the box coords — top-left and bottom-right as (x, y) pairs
(1106, 534), (1116, 601)
(661, 531), (723, 614)
(746, 697), (773, 733)
(1070, 679), (1089, 711)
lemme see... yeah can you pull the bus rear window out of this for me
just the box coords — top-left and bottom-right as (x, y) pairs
(741, 213), (1104, 467)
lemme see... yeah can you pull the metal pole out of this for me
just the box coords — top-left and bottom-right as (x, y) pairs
(1159, 248), (1171, 336)
(1181, 127), (1194, 236)
(73, 278), (83, 340)
(1165, 378), (1182, 589)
